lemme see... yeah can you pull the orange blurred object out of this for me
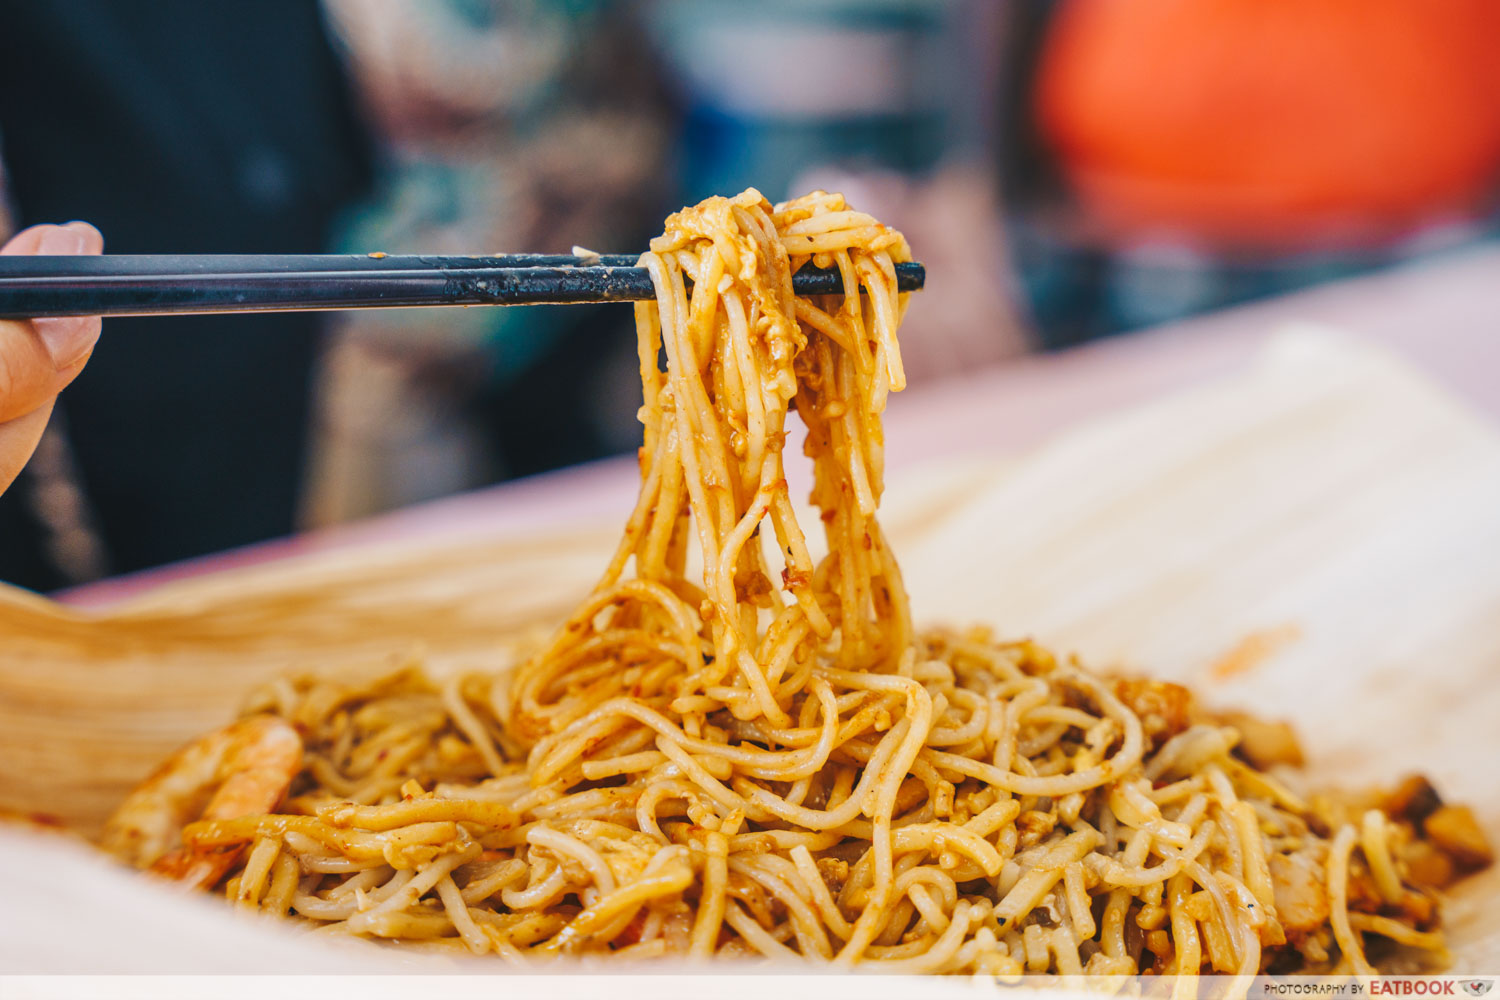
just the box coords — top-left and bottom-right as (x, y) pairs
(1035, 0), (1500, 249)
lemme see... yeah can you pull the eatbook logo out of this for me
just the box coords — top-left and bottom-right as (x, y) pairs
(1461, 982), (1494, 997)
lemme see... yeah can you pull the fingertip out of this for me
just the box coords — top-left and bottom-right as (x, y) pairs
(1, 221), (105, 256)
(33, 314), (103, 370)
(62, 220), (104, 254)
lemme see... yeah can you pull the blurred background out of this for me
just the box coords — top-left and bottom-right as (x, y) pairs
(0, 0), (1497, 592)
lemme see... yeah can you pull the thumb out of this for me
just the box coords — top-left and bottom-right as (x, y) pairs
(0, 222), (105, 423)
(0, 399), (55, 494)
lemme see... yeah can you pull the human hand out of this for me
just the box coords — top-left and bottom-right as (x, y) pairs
(0, 222), (104, 493)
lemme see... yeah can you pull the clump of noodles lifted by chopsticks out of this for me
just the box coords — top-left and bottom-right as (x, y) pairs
(99, 190), (1492, 973)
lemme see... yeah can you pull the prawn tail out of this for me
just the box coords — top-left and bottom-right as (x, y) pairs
(151, 845), (242, 891)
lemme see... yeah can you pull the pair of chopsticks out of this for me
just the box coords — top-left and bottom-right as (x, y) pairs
(0, 254), (926, 319)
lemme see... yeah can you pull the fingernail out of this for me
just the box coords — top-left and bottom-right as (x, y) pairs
(62, 220), (104, 253)
(33, 225), (100, 367)
(34, 316), (101, 369)
(38, 225), (87, 256)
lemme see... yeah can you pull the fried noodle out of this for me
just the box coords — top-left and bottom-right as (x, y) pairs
(101, 190), (1489, 973)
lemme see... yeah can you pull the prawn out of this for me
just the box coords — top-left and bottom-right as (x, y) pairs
(100, 715), (303, 890)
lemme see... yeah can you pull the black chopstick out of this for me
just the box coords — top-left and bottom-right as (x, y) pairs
(0, 254), (926, 319)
